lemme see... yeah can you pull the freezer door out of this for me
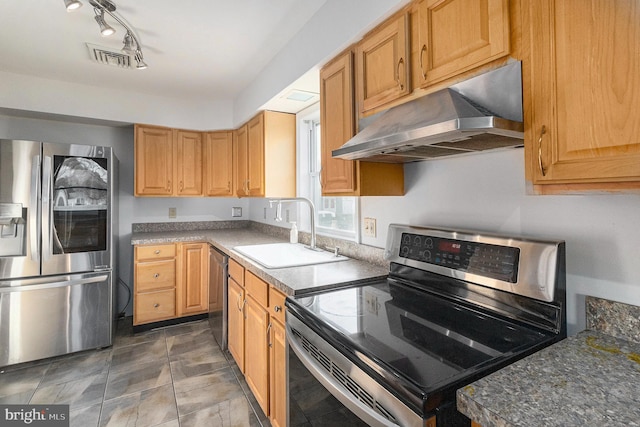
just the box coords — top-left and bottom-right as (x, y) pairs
(41, 143), (113, 276)
(0, 140), (41, 280)
(0, 272), (113, 367)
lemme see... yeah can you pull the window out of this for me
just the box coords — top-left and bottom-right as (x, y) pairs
(298, 106), (358, 241)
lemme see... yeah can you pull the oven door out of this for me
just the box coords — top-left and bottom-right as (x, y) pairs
(287, 312), (423, 427)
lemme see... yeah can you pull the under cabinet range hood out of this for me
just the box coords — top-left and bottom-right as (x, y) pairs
(332, 62), (525, 163)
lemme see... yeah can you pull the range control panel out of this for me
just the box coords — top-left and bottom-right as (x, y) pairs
(399, 233), (520, 283)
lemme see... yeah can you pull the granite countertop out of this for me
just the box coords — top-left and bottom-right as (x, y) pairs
(131, 227), (389, 296)
(456, 330), (640, 427)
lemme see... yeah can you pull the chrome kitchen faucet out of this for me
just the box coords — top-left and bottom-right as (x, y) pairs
(268, 197), (317, 250)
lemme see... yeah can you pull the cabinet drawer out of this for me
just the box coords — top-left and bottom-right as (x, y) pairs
(229, 258), (244, 286)
(135, 289), (176, 325)
(269, 287), (286, 324)
(246, 272), (268, 307)
(136, 244), (176, 261)
(136, 259), (176, 292)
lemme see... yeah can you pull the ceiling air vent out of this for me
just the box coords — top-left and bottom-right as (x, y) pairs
(86, 43), (133, 69)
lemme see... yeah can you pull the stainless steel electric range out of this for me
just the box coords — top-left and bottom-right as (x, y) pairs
(286, 224), (566, 427)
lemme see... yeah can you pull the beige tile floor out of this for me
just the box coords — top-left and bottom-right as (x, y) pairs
(0, 318), (269, 427)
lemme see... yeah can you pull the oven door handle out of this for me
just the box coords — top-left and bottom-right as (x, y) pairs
(287, 324), (399, 427)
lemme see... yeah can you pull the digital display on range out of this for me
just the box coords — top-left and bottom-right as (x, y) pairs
(399, 233), (520, 283)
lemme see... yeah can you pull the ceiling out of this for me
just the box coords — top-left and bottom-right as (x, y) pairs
(0, 1), (326, 115)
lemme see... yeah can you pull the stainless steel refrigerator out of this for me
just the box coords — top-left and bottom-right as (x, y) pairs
(0, 139), (118, 367)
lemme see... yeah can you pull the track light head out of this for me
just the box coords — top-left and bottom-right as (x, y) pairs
(64, 0), (83, 11)
(122, 32), (137, 55)
(134, 51), (148, 70)
(94, 10), (115, 36)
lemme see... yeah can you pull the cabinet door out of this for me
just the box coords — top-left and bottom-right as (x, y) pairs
(269, 319), (286, 427)
(356, 12), (410, 113)
(227, 277), (245, 372)
(529, 0), (640, 185)
(416, 0), (510, 88)
(204, 131), (233, 196)
(175, 130), (203, 196)
(320, 51), (357, 194)
(244, 295), (270, 415)
(247, 114), (265, 197)
(234, 126), (249, 196)
(135, 125), (174, 196)
(178, 243), (209, 316)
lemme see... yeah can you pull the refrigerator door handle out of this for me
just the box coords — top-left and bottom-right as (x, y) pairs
(0, 273), (110, 293)
(30, 154), (41, 262)
(41, 155), (52, 261)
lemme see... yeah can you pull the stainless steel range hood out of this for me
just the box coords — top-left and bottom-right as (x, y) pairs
(332, 62), (524, 163)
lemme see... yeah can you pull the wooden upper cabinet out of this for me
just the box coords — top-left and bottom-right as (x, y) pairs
(526, 0), (640, 189)
(175, 130), (203, 196)
(320, 51), (357, 194)
(204, 131), (233, 196)
(247, 114), (266, 197)
(135, 124), (174, 196)
(234, 125), (249, 196)
(235, 111), (296, 198)
(415, 0), (510, 88)
(135, 125), (203, 197)
(356, 12), (410, 114)
(320, 50), (405, 196)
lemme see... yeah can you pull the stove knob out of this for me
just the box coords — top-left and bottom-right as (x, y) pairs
(424, 237), (433, 248)
(401, 246), (410, 256)
(423, 250), (431, 261)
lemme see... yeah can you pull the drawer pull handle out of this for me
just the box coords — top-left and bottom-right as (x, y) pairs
(267, 322), (273, 347)
(154, 303), (159, 308)
(154, 273), (160, 278)
(396, 57), (405, 91)
(274, 305), (282, 313)
(154, 250), (161, 254)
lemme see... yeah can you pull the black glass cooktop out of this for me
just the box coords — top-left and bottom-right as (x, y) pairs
(288, 278), (551, 393)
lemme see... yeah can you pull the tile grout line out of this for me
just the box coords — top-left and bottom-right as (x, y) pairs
(165, 330), (182, 427)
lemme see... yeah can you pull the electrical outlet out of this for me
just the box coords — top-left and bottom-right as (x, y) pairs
(168, 207), (177, 219)
(232, 207), (242, 217)
(364, 217), (376, 237)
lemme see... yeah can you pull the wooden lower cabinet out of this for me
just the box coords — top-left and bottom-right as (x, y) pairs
(227, 275), (245, 372)
(178, 242), (209, 316)
(226, 262), (288, 426)
(244, 294), (270, 414)
(134, 242), (209, 326)
(268, 318), (287, 427)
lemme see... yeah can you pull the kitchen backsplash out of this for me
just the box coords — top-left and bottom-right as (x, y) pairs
(132, 220), (250, 233)
(586, 296), (640, 344)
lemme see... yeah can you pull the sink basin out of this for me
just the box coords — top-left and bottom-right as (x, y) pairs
(233, 243), (348, 269)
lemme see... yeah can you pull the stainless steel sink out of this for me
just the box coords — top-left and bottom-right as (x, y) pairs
(233, 243), (348, 269)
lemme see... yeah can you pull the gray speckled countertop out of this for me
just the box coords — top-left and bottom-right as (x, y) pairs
(131, 227), (389, 296)
(457, 330), (640, 427)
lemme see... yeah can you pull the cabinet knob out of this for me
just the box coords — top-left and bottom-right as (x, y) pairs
(274, 306), (282, 312)
(154, 250), (161, 254)
(154, 303), (159, 308)
(154, 273), (160, 278)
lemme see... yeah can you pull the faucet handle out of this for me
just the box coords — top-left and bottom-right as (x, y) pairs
(326, 246), (340, 257)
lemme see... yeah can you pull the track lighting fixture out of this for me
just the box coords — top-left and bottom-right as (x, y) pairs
(64, 0), (147, 69)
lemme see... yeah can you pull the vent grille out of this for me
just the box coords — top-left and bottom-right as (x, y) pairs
(292, 328), (398, 423)
(86, 43), (133, 69)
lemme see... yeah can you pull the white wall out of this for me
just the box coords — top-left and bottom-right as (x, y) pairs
(359, 148), (640, 335)
(0, 70), (234, 130)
